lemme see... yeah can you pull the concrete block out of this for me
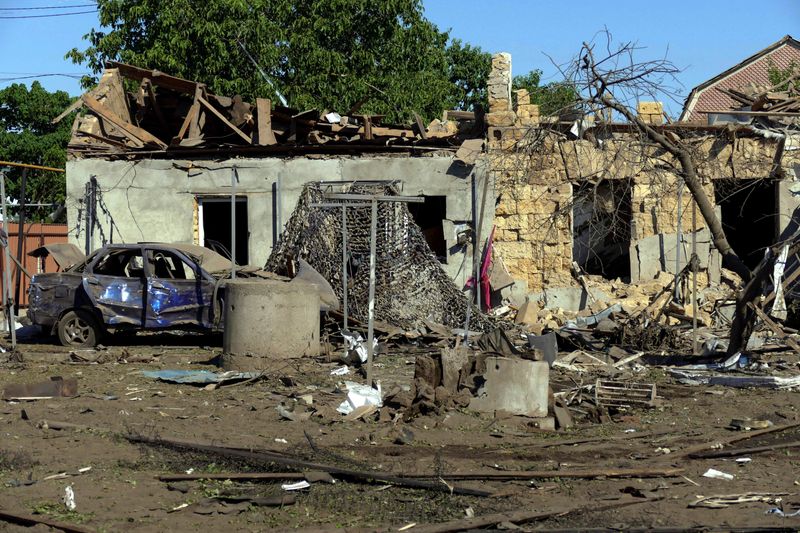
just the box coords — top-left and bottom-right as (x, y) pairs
(531, 287), (612, 312)
(515, 297), (539, 325)
(526, 331), (558, 367)
(637, 101), (663, 115)
(222, 279), (320, 369)
(469, 357), (549, 417)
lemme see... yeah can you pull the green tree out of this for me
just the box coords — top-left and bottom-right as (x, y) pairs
(445, 39), (491, 111)
(0, 82), (73, 220)
(67, 0), (485, 122)
(512, 69), (577, 116)
(767, 59), (799, 92)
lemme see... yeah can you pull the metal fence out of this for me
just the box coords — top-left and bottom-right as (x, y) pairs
(0, 223), (69, 307)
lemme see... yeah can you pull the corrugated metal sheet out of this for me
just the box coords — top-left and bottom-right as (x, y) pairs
(0, 223), (69, 307)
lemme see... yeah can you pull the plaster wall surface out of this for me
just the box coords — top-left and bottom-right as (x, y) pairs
(66, 154), (489, 287)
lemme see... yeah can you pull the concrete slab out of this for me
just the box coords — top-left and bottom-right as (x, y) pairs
(468, 356), (549, 417)
(531, 287), (612, 312)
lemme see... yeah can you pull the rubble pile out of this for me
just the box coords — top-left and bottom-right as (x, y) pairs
(64, 63), (482, 156)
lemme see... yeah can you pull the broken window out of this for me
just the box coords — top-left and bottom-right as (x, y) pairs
(147, 250), (198, 280)
(714, 178), (777, 270)
(572, 179), (632, 280)
(407, 195), (447, 262)
(92, 249), (145, 278)
(198, 197), (249, 266)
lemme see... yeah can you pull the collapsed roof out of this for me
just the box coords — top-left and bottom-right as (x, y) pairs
(61, 62), (483, 158)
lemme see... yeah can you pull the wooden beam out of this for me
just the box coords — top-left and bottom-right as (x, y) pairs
(764, 257), (800, 306)
(413, 112), (428, 139)
(697, 109), (800, 117)
(0, 161), (64, 173)
(173, 102), (199, 144)
(749, 302), (800, 354)
(188, 86), (203, 140)
(142, 78), (169, 132)
(444, 110), (476, 120)
(108, 61), (199, 95)
(255, 98), (277, 145)
(51, 99), (84, 124)
(714, 87), (755, 106)
(81, 94), (167, 149)
(197, 94), (252, 144)
(354, 115), (373, 140)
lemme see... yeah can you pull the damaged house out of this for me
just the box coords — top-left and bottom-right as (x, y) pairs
(62, 48), (800, 325)
(62, 64), (492, 308)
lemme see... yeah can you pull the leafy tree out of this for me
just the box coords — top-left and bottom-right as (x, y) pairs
(0, 82), (73, 221)
(767, 59), (799, 92)
(513, 69), (578, 116)
(67, 0), (480, 122)
(445, 39), (491, 111)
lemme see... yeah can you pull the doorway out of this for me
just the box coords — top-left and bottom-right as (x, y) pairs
(198, 197), (249, 266)
(714, 179), (776, 270)
(572, 180), (632, 280)
(407, 195), (447, 262)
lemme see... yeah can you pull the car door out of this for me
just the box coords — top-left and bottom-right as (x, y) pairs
(83, 246), (146, 328)
(144, 248), (215, 329)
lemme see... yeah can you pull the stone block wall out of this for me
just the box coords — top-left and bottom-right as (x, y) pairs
(485, 52), (789, 293)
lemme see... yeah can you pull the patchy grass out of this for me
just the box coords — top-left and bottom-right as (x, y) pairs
(31, 502), (95, 524)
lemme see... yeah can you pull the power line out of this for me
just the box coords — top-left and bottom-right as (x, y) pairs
(0, 74), (87, 82)
(0, 4), (96, 10)
(0, 9), (97, 19)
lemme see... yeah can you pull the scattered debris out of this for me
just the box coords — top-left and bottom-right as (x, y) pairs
(336, 381), (382, 415)
(140, 370), (261, 386)
(594, 380), (657, 409)
(702, 468), (734, 481)
(689, 492), (787, 509)
(63, 485), (76, 511)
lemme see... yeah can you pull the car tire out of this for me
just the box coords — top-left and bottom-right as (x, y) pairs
(57, 310), (101, 348)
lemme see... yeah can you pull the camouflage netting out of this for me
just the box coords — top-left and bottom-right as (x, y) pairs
(266, 182), (493, 332)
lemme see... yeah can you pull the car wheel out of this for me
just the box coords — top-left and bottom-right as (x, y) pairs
(57, 310), (101, 348)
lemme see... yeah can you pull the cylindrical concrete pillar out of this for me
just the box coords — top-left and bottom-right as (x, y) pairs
(222, 279), (320, 370)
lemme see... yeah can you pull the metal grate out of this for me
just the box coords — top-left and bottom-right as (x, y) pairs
(266, 182), (493, 332)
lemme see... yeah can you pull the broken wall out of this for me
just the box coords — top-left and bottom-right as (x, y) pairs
(486, 52), (794, 296)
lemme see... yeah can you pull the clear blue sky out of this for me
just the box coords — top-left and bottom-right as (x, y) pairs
(1, 0), (798, 115)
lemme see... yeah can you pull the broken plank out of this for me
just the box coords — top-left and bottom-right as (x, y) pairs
(398, 466), (683, 480)
(370, 126), (417, 138)
(159, 472), (305, 482)
(51, 98), (84, 124)
(255, 98), (277, 145)
(749, 303), (800, 354)
(173, 102), (199, 144)
(413, 112), (428, 139)
(197, 94), (252, 143)
(444, 110), (476, 120)
(689, 439), (800, 459)
(764, 259), (800, 306)
(81, 94), (167, 149)
(143, 78), (169, 131)
(127, 433), (493, 497)
(0, 509), (96, 533)
(109, 61), (198, 94)
(405, 496), (661, 533)
(664, 421), (800, 460)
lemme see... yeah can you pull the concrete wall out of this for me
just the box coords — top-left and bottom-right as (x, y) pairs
(66, 154), (491, 287)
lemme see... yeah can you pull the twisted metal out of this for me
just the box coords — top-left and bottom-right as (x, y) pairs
(266, 182), (493, 331)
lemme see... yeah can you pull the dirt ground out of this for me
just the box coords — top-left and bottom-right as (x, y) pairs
(1, 329), (800, 532)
